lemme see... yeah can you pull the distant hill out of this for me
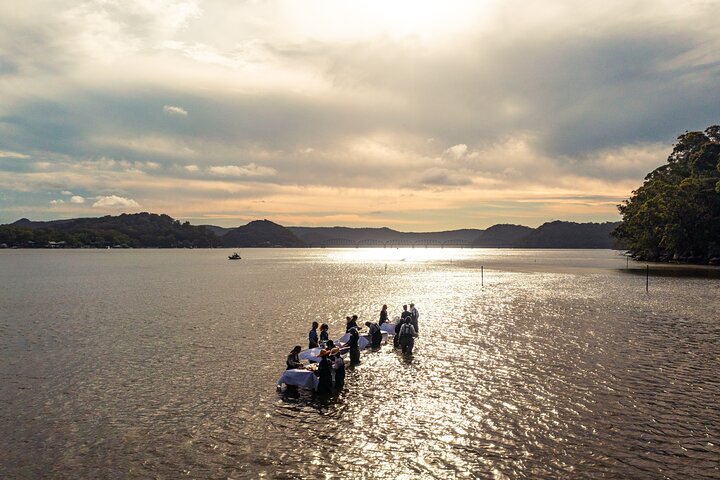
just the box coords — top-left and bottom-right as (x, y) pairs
(0, 213), (215, 248)
(290, 222), (619, 248)
(473, 224), (533, 247)
(201, 225), (233, 237)
(289, 226), (482, 246)
(222, 220), (305, 247)
(0, 213), (622, 249)
(519, 221), (621, 248)
(9, 218), (76, 229)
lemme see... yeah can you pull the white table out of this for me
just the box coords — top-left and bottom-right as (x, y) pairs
(298, 347), (323, 363)
(380, 323), (397, 335)
(337, 331), (388, 348)
(337, 332), (369, 349)
(277, 368), (318, 390)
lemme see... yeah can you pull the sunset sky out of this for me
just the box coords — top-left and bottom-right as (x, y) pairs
(1, 0), (719, 229)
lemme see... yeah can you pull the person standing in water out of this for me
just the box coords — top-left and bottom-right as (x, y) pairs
(348, 328), (361, 365)
(398, 317), (417, 355)
(286, 345), (303, 370)
(395, 305), (410, 348)
(366, 321), (382, 349)
(409, 303), (419, 334)
(316, 349), (333, 394)
(400, 305), (412, 323)
(379, 304), (388, 325)
(332, 348), (345, 389)
(319, 323), (329, 346)
(308, 321), (319, 349)
(346, 315), (359, 333)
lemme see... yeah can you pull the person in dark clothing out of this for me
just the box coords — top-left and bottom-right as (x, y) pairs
(379, 304), (388, 325)
(333, 351), (345, 389)
(393, 305), (410, 348)
(308, 321), (319, 349)
(319, 323), (329, 346)
(394, 319), (402, 348)
(366, 321), (382, 349)
(400, 304), (412, 323)
(348, 328), (361, 365)
(346, 315), (359, 333)
(316, 350), (333, 394)
(398, 317), (417, 355)
(328, 347), (345, 390)
(286, 345), (303, 370)
(409, 303), (419, 333)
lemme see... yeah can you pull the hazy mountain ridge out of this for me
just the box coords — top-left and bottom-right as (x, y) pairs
(0, 214), (621, 248)
(518, 221), (622, 248)
(288, 226), (483, 245)
(473, 224), (534, 247)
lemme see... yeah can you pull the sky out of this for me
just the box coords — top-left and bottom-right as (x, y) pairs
(1, 0), (719, 230)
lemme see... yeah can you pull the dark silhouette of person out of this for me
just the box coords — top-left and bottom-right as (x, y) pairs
(348, 328), (361, 365)
(308, 321), (319, 349)
(286, 345), (303, 370)
(379, 304), (388, 325)
(316, 350), (333, 394)
(398, 317), (417, 355)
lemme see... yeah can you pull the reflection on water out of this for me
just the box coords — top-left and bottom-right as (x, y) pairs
(1, 249), (719, 479)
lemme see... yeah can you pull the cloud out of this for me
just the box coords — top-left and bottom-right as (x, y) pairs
(163, 105), (188, 116)
(418, 168), (472, 186)
(70, 195), (85, 204)
(0, 150), (30, 158)
(50, 199), (65, 205)
(1, 0), (719, 228)
(444, 144), (468, 160)
(61, 190), (73, 195)
(209, 163), (277, 177)
(92, 195), (140, 208)
(61, 0), (202, 62)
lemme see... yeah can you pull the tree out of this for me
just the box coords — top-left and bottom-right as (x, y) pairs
(614, 126), (720, 263)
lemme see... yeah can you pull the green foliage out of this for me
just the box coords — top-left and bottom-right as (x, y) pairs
(0, 213), (217, 248)
(614, 126), (720, 263)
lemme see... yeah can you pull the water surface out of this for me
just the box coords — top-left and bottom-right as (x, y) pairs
(1, 249), (718, 479)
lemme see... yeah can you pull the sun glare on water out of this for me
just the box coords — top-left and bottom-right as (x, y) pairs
(329, 247), (475, 264)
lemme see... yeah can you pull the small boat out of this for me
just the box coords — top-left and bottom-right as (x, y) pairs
(228, 252), (242, 260)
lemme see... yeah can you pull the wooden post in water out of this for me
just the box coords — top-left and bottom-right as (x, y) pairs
(481, 265), (484, 287)
(646, 265), (649, 292)
(626, 256), (629, 269)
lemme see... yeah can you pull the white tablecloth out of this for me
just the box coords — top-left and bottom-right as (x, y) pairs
(380, 323), (397, 335)
(277, 368), (318, 390)
(299, 347), (323, 363)
(336, 331), (387, 348)
(337, 332), (369, 349)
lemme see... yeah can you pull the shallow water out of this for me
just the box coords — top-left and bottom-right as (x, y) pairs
(1, 248), (718, 479)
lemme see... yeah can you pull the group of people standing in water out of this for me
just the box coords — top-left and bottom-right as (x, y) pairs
(285, 303), (420, 394)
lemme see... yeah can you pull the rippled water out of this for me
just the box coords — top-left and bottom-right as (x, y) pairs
(1, 249), (718, 479)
